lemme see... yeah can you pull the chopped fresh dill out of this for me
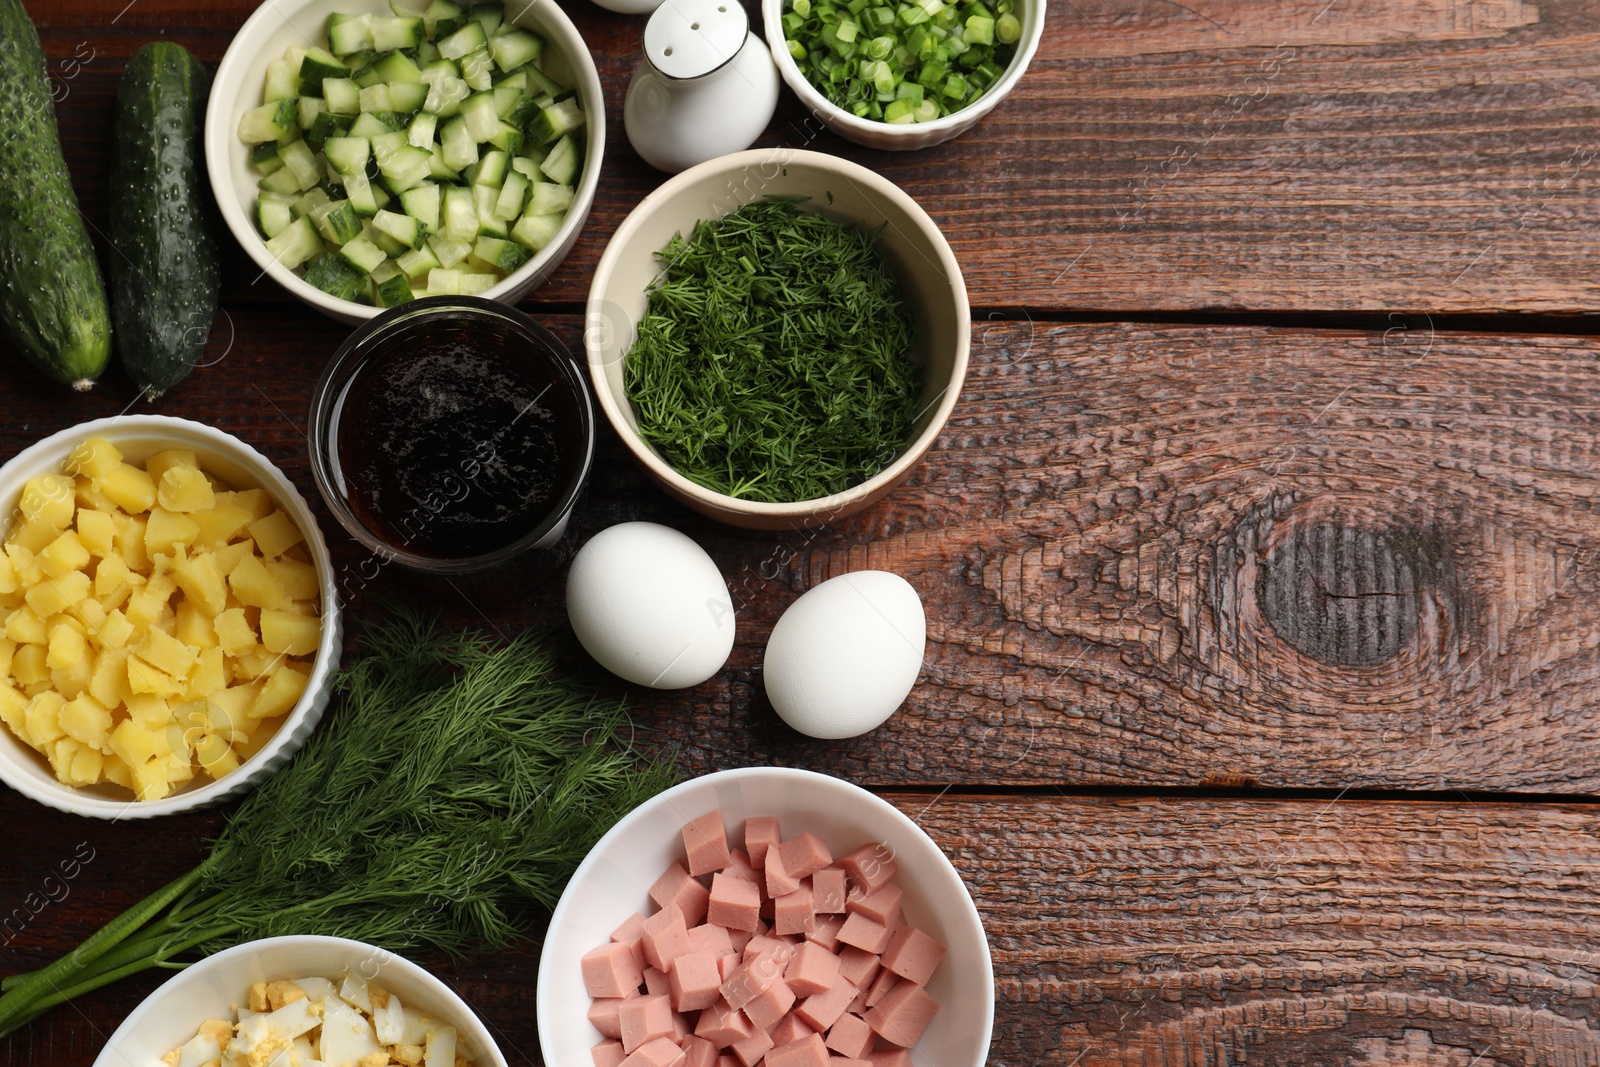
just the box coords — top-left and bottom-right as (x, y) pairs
(0, 615), (675, 1038)
(623, 197), (922, 502)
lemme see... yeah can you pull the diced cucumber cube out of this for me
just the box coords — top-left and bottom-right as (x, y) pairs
(306, 111), (355, 151)
(373, 209), (425, 249)
(408, 111), (438, 149)
(259, 164), (304, 195)
(487, 121), (523, 155)
(293, 187), (333, 217)
(251, 142), (284, 175)
(424, 0), (465, 35)
(392, 0), (423, 13)
(237, 98), (298, 144)
(322, 79), (358, 119)
(527, 181), (573, 216)
(459, 48), (494, 92)
(371, 259), (403, 284)
(373, 51), (424, 84)
(304, 252), (368, 302)
(461, 91), (500, 142)
(257, 193), (296, 239)
(469, 3), (502, 34)
(488, 29), (544, 72)
(521, 64), (564, 98)
(526, 98), (584, 145)
(438, 20), (488, 60)
(492, 83), (524, 113)
(397, 242), (441, 278)
(354, 65), (386, 89)
(339, 236), (389, 273)
(298, 47), (348, 96)
(371, 130), (411, 165)
(538, 133), (578, 184)
(265, 216), (323, 270)
(440, 117), (478, 170)
(362, 220), (408, 257)
(458, 270), (498, 294)
(375, 271), (415, 307)
(472, 185), (507, 236)
(323, 136), (371, 177)
(312, 199), (363, 244)
(297, 96), (328, 130)
(327, 13), (373, 55)
(471, 149), (508, 187)
(426, 267), (464, 294)
(349, 111), (404, 138)
(510, 212), (562, 252)
(494, 171), (529, 220)
(388, 81), (428, 112)
(510, 153), (545, 181)
(359, 83), (394, 113)
(417, 40), (440, 63)
(371, 15), (425, 51)
(399, 182), (442, 231)
(427, 143), (457, 178)
(471, 236), (529, 273)
(428, 235), (472, 268)
(442, 186), (478, 241)
(379, 145), (434, 192)
(278, 139), (323, 191)
(345, 171), (381, 215)
(264, 58), (299, 102)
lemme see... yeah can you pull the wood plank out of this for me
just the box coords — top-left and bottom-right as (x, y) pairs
(15, 0), (1600, 316)
(5, 793), (1600, 1065)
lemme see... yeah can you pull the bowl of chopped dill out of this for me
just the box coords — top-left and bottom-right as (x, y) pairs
(585, 149), (969, 531)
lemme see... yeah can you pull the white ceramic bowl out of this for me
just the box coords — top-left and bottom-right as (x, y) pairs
(761, 0), (1044, 150)
(206, 0), (606, 325)
(586, 148), (969, 531)
(91, 935), (509, 1067)
(0, 416), (342, 819)
(537, 767), (994, 1066)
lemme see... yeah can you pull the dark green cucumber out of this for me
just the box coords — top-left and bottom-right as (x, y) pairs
(110, 42), (220, 398)
(0, 0), (112, 390)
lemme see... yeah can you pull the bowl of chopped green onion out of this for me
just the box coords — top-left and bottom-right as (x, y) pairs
(762, 0), (1042, 149)
(586, 148), (969, 530)
(207, 0), (604, 324)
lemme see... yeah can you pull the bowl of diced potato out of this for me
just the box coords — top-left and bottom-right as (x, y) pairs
(0, 416), (341, 818)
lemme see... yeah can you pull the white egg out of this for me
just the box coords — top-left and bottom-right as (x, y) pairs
(566, 522), (736, 689)
(762, 570), (926, 739)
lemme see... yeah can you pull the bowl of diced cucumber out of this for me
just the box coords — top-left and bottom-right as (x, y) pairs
(207, 0), (603, 323)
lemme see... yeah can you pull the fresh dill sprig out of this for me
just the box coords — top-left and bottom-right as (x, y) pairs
(623, 197), (923, 503)
(0, 615), (675, 1037)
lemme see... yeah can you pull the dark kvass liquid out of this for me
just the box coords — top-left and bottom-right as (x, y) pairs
(333, 316), (583, 560)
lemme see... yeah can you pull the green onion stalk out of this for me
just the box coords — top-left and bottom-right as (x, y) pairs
(0, 616), (674, 1038)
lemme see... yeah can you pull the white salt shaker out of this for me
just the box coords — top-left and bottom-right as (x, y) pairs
(623, 0), (780, 173)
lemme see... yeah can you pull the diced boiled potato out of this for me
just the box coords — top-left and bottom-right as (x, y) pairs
(248, 511), (305, 558)
(138, 628), (198, 680)
(194, 730), (240, 777)
(66, 438), (123, 481)
(175, 603), (217, 649)
(98, 609), (135, 651)
(185, 647), (228, 702)
(145, 450), (199, 484)
(46, 737), (80, 782)
(125, 574), (176, 630)
(191, 501), (253, 550)
(231, 647), (283, 681)
(265, 559), (319, 603)
(0, 685), (26, 736)
(223, 489), (274, 520)
(174, 551), (229, 618)
(0, 553), (15, 596)
(59, 693), (113, 749)
(0, 638), (14, 678)
(71, 596), (107, 634)
(39, 530), (90, 577)
(127, 694), (171, 730)
(229, 555), (287, 610)
(102, 752), (133, 789)
(75, 508), (117, 557)
(89, 648), (129, 708)
(5, 605), (47, 645)
(146, 508), (202, 556)
(20, 473), (76, 530)
(260, 610), (320, 657)
(109, 717), (159, 766)
(11, 643), (48, 685)
(128, 655), (184, 698)
(10, 518), (59, 554)
(211, 539), (256, 576)
(51, 657), (92, 702)
(100, 463), (158, 514)
(46, 620), (88, 671)
(112, 513), (151, 572)
(132, 756), (171, 801)
(209, 684), (260, 727)
(24, 692), (66, 747)
(94, 553), (131, 597)
(213, 608), (257, 656)
(158, 466), (216, 513)
(65, 743), (103, 786)
(251, 665), (308, 720)
(24, 570), (90, 618)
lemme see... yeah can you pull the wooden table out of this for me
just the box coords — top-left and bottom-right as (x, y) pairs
(5, 1), (1600, 1063)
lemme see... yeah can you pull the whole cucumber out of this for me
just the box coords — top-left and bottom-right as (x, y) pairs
(111, 42), (220, 399)
(0, 0), (112, 390)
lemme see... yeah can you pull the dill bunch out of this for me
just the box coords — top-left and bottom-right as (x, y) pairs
(623, 197), (922, 502)
(0, 615), (674, 1038)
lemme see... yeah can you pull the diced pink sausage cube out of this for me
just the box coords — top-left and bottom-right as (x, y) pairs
(831, 1060), (873, 1067)
(728, 923), (757, 953)
(794, 971), (858, 1032)
(785, 941), (842, 997)
(584, 940), (646, 999)
(776, 834), (832, 880)
(865, 981), (938, 1048)
(719, 953), (741, 981)
(652, 862), (712, 927)
(641, 904), (692, 972)
(810, 867), (848, 914)
(867, 1053), (913, 1067)
(644, 967), (670, 996)
(611, 912), (650, 971)
(683, 810), (734, 876)
(765, 845), (801, 899)
(835, 947), (880, 991)
(773, 883), (816, 936)
(721, 953), (783, 1009)
(682, 1035), (720, 1067)
(765, 1033), (830, 1067)
(619, 994), (676, 1054)
(589, 997), (628, 1039)
(621, 1036), (689, 1067)
(879, 926), (946, 987)
(593, 1040), (627, 1067)
(805, 913), (845, 953)
(768, 1014), (815, 1048)
(696, 999), (755, 1048)
(824, 1013), (875, 1060)
(742, 935), (797, 968)
(723, 848), (761, 883)
(836, 913), (892, 955)
(846, 983), (870, 1016)
(742, 817), (781, 868)
(844, 884), (902, 929)
(743, 975), (797, 1030)
(730, 1025), (774, 1067)
(838, 845), (898, 894)
(670, 951), (724, 1012)
(688, 922), (736, 958)
(708, 872), (762, 933)
(864, 969), (898, 1009)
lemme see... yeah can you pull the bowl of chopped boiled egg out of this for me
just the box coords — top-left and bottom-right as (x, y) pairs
(0, 415), (341, 819)
(206, 0), (605, 324)
(90, 934), (508, 1067)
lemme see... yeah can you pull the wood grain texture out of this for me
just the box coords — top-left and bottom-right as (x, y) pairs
(17, 0), (1600, 315)
(5, 793), (1600, 1066)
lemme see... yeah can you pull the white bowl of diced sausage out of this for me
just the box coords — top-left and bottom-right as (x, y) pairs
(537, 767), (993, 1067)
